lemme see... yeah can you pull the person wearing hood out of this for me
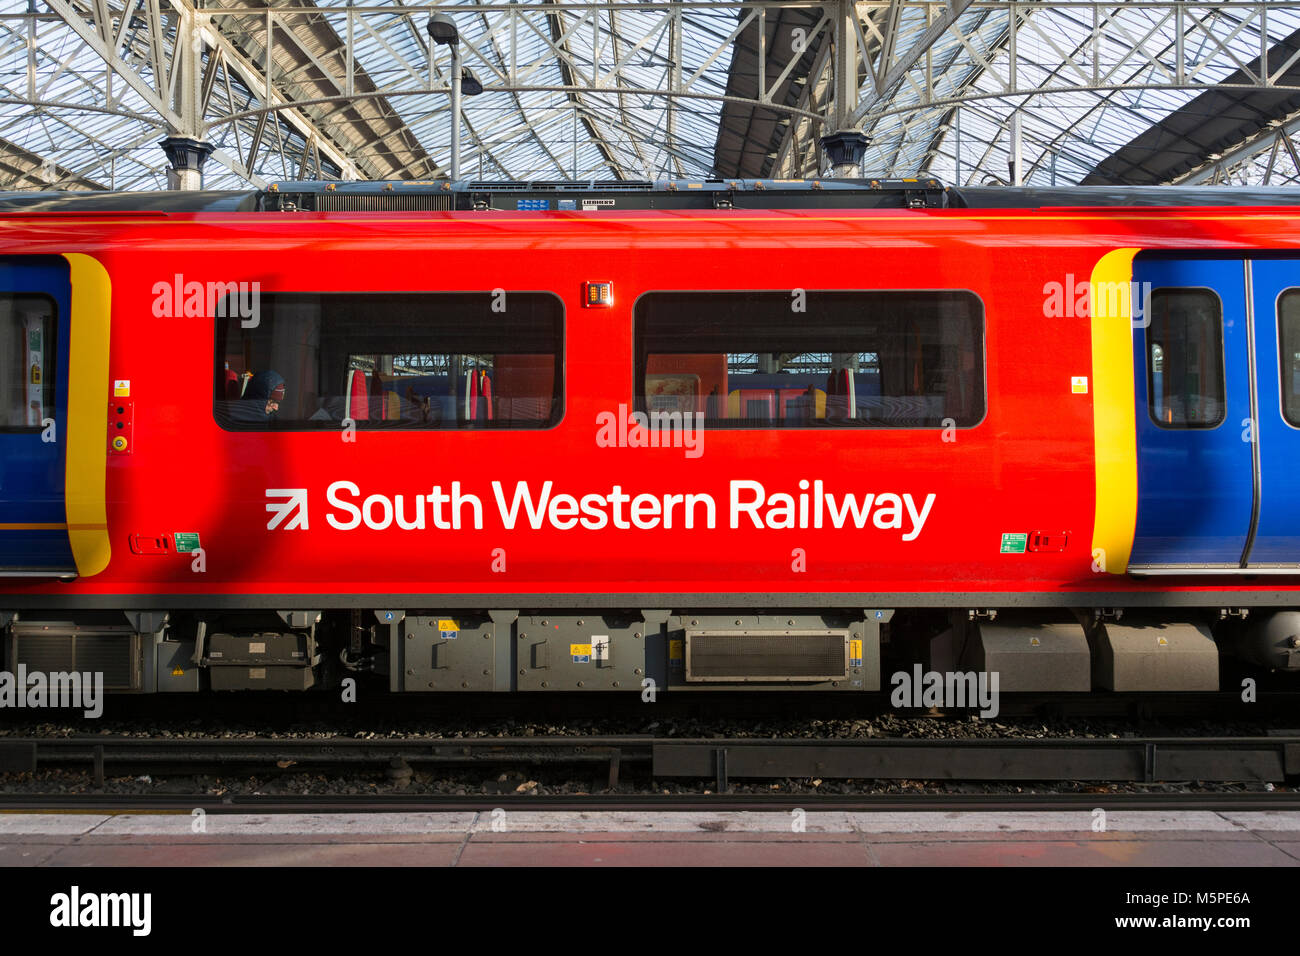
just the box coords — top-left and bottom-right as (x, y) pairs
(226, 370), (287, 425)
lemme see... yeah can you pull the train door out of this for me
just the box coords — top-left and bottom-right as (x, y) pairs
(1130, 257), (1254, 568)
(0, 256), (74, 575)
(1245, 258), (1300, 566)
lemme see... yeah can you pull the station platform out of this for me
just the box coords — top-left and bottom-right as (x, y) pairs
(3, 809), (1300, 866)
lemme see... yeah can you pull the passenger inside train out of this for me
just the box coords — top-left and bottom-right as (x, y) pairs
(225, 370), (287, 424)
(214, 291), (562, 430)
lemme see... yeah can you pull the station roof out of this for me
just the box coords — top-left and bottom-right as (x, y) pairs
(1, 1), (1298, 192)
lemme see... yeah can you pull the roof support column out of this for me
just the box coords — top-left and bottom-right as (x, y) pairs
(820, 0), (868, 178)
(1008, 111), (1023, 186)
(162, 7), (212, 190)
(159, 137), (215, 192)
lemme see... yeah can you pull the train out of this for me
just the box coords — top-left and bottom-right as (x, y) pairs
(1, 176), (1299, 699)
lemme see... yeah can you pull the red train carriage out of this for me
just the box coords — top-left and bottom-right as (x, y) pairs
(0, 179), (1298, 696)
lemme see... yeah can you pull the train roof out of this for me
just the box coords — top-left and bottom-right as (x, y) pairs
(1, 178), (1299, 214)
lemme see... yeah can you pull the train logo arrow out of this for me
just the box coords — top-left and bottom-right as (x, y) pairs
(265, 488), (309, 530)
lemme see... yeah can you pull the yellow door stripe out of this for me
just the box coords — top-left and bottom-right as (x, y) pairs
(1090, 248), (1141, 575)
(62, 253), (111, 577)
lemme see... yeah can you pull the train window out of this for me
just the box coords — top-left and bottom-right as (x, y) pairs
(214, 293), (562, 430)
(1280, 291), (1300, 428)
(634, 291), (984, 428)
(1146, 289), (1225, 429)
(0, 294), (56, 431)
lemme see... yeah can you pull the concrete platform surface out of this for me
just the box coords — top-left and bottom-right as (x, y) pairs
(3, 810), (1300, 866)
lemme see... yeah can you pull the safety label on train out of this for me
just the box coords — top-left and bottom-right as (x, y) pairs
(265, 480), (937, 539)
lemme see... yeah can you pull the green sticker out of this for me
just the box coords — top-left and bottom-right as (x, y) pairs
(173, 532), (201, 553)
(999, 532), (1028, 554)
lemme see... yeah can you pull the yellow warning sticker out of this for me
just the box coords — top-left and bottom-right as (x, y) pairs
(1071, 376), (1088, 394)
(848, 638), (863, 667)
(438, 619), (459, 632)
(669, 639), (684, 660)
(570, 643), (592, 656)
(113, 379), (130, 397)
(1157, 636), (1169, 646)
(1030, 637), (1041, 647)
(171, 667), (185, 676)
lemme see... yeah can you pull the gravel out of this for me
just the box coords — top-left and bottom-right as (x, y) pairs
(0, 767), (1284, 798)
(0, 708), (1283, 798)
(0, 710), (1268, 741)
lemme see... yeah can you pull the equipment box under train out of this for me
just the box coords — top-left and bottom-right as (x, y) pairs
(205, 632), (318, 691)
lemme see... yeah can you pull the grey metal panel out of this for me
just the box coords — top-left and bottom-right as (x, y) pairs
(951, 186), (1300, 208)
(489, 610), (519, 693)
(10, 181), (1300, 214)
(155, 639), (199, 693)
(377, 610), (404, 694)
(685, 628), (850, 682)
(1095, 621), (1220, 692)
(129, 613), (168, 694)
(969, 620), (1091, 692)
(640, 609), (673, 694)
(1155, 749), (1283, 782)
(668, 613), (881, 691)
(516, 614), (646, 691)
(0, 190), (259, 212)
(10, 628), (140, 691)
(652, 741), (1284, 782)
(209, 666), (315, 691)
(403, 614), (497, 692)
(204, 632), (316, 691)
(206, 632), (310, 666)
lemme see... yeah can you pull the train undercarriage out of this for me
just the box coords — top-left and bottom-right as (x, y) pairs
(3, 604), (1297, 697)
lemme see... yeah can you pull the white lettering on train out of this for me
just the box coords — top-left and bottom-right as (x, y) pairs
(299, 480), (935, 538)
(729, 479), (935, 540)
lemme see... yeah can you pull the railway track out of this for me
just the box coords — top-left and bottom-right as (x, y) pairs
(3, 733), (1298, 793)
(1, 792), (1298, 812)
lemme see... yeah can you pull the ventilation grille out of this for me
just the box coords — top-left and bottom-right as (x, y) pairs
(313, 193), (451, 211)
(685, 629), (848, 682)
(12, 631), (140, 690)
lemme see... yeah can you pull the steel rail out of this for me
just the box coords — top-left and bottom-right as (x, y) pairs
(0, 791), (1295, 813)
(3, 733), (1298, 790)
